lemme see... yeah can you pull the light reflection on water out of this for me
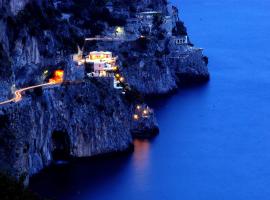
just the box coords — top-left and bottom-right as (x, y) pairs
(30, 0), (270, 199)
(132, 139), (151, 171)
(131, 139), (151, 191)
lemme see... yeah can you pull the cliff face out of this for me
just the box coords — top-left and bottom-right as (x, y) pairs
(95, 39), (208, 95)
(0, 79), (134, 184)
(0, 0), (209, 184)
(90, 0), (209, 95)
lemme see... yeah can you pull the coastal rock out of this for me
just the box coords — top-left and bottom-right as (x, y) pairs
(0, 0), (209, 184)
(9, 0), (29, 15)
(0, 79), (134, 182)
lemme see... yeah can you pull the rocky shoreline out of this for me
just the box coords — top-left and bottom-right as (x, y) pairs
(0, 0), (209, 185)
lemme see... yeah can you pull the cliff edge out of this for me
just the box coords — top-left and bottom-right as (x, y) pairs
(0, 0), (209, 185)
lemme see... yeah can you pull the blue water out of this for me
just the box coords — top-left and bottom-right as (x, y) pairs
(30, 0), (270, 199)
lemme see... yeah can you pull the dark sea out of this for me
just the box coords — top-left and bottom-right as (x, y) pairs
(30, 0), (270, 199)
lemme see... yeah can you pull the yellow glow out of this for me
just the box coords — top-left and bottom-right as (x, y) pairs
(49, 70), (64, 84)
(115, 74), (120, 79)
(136, 105), (141, 110)
(55, 70), (64, 77)
(133, 114), (139, 120)
(116, 27), (124, 34)
(89, 52), (112, 61)
(100, 71), (107, 77)
(44, 70), (48, 74)
(120, 77), (125, 82)
(113, 66), (118, 71)
(143, 109), (148, 115)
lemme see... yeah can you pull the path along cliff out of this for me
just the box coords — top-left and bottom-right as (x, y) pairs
(0, 0), (209, 185)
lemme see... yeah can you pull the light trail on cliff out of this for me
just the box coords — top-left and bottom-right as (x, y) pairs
(0, 70), (65, 106)
(0, 82), (58, 106)
(85, 35), (149, 42)
(85, 37), (124, 41)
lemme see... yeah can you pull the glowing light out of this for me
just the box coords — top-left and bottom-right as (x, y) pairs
(113, 66), (118, 71)
(116, 27), (124, 34)
(133, 114), (139, 120)
(78, 59), (85, 65)
(143, 109), (148, 115)
(89, 51), (112, 61)
(0, 82), (54, 105)
(100, 71), (107, 77)
(120, 77), (125, 82)
(133, 139), (150, 171)
(115, 74), (120, 79)
(49, 70), (64, 84)
(136, 105), (141, 110)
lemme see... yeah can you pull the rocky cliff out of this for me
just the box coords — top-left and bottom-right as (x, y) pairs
(0, 78), (136, 184)
(0, 0), (209, 185)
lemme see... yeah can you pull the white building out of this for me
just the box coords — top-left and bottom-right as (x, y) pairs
(175, 36), (188, 45)
(136, 11), (162, 20)
(84, 51), (116, 78)
(93, 61), (106, 72)
(92, 61), (114, 72)
(88, 51), (112, 61)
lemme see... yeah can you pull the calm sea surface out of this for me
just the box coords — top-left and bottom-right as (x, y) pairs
(30, 0), (270, 199)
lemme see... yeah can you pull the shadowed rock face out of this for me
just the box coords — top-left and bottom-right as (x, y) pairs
(9, 0), (29, 15)
(0, 0), (209, 184)
(0, 80), (134, 184)
(94, 38), (209, 96)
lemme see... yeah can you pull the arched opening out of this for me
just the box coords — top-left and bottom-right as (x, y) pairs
(51, 131), (71, 161)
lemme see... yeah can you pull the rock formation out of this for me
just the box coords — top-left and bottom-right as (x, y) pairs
(0, 0), (209, 184)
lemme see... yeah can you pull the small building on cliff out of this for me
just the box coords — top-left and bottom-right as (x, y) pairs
(136, 11), (162, 20)
(85, 51), (117, 78)
(175, 36), (188, 45)
(88, 51), (113, 61)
